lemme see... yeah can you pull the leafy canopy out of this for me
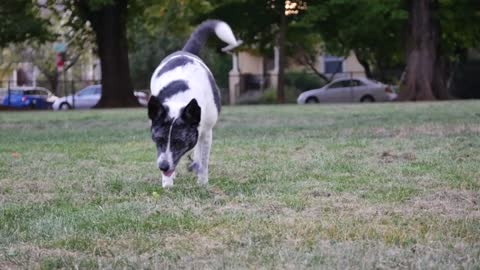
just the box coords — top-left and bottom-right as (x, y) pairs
(0, 0), (51, 47)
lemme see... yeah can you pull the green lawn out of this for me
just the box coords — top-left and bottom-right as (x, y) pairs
(1, 102), (479, 269)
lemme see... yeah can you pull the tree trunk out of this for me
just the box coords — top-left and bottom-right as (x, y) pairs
(277, 5), (287, 104)
(81, 0), (139, 108)
(354, 49), (373, 78)
(399, 0), (447, 101)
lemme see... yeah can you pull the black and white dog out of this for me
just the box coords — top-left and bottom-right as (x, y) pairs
(148, 20), (239, 188)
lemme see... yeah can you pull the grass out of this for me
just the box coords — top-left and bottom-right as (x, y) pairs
(0, 101), (479, 269)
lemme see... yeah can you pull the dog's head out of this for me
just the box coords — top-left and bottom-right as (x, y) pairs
(148, 97), (201, 176)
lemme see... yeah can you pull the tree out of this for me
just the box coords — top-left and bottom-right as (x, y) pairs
(399, 0), (441, 100)
(0, 0), (51, 48)
(370, 0), (480, 100)
(201, 0), (308, 103)
(302, 1), (407, 82)
(69, 0), (139, 107)
(128, 0), (212, 90)
(399, 0), (480, 100)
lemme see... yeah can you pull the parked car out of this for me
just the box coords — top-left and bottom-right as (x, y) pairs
(52, 85), (149, 110)
(1, 87), (58, 109)
(296, 77), (397, 104)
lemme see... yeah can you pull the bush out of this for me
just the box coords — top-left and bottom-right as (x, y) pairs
(239, 72), (327, 105)
(258, 87), (300, 104)
(285, 72), (327, 92)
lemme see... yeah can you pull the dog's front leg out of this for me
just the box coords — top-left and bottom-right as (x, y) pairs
(196, 129), (212, 185)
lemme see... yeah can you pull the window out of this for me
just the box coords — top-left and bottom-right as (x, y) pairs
(328, 80), (349, 89)
(93, 86), (102, 95)
(324, 55), (344, 74)
(77, 86), (100, 96)
(350, 80), (365, 87)
(78, 86), (95, 96)
(25, 90), (47, 96)
(329, 81), (344, 89)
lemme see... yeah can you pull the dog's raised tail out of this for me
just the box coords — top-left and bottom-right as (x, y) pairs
(182, 20), (240, 56)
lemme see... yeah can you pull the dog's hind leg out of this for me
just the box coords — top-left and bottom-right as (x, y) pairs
(196, 129), (212, 185)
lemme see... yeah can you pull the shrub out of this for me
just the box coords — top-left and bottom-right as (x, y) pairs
(285, 72), (327, 92)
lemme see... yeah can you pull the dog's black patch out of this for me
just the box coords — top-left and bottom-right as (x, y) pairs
(151, 114), (173, 155)
(149, 96), (172, 155)
(169, 99), (201, 165)
(155, 56), (194, 78)
(148, 96), (169, 121)
(207, 72), (221, 112)
(157, 80), (189, 103)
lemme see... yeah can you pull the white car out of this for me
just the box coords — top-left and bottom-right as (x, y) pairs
(297, 77), (397, 104)
(52, 85), (148, 110)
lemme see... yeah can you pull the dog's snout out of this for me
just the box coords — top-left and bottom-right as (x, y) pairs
(159, 161), (170, 172)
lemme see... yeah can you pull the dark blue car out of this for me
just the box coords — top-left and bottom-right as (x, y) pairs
(1, 87), (57, 109)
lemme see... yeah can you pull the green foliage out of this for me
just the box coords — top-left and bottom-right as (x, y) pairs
(438, 0), (480, 59)
(201, 0), (310, 54)
(303, 0), (407, 79)
(0, 0), (51, 47)
(128, 0), (232, 90)
(285, 72), (327, 92)
(258, 88), (277, 104)
(257, 87), (299, 104)
(128, 24), (185, 89)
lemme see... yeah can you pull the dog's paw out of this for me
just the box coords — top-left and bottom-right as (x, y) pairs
(187, 161), (201, 174)
(197, 174), (208, 186)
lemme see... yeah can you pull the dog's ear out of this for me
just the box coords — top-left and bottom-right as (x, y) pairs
(181, 99), (201, 125)
(148, 96), (166, 120)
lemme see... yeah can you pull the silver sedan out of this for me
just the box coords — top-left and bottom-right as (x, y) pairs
(297, 77), (397, 104)
(52, 85), (148, 110)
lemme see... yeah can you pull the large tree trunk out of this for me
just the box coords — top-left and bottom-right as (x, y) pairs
(79, 0), (139, 108)
(354, 49), (373, 79)
(277, 5), (287, 104)
(399, 0), (448, 101)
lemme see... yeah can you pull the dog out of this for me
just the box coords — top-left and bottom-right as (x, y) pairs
(148, 20), (240, 188)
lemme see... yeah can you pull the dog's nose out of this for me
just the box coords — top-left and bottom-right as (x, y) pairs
(159, 161), (170, 172)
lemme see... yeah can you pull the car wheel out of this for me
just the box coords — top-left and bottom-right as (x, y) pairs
(59, 102), (72, 110)
(305, 97), (319, 104)
(360, 95), (375, 102)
